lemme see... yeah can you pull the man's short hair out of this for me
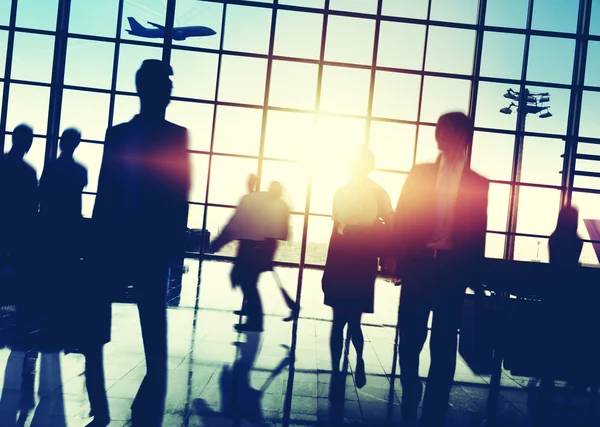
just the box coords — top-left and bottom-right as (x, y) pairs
(135, 59), (173, 98)
(60, 128), (82, 152)
(436, 112), (473, 145)
(13, 124), (33, 141)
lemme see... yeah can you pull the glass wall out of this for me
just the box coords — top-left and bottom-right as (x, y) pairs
(1, 0), (599, 317)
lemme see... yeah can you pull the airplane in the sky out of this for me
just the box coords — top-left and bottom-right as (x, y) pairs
(126, 17), (216, 40)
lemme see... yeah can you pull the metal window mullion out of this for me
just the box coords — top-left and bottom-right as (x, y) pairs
(562, 0), (592, 207)
(466, 0), (487, 165)
(411, 0), (433, 167)
(44, 0), (72, 166)
(364, 0), (383, 146)
(162, 0), (177, 66)
(255, 0), (279, 191)
(504, 0), (535, 261)
(106, 0), (125, 129)
(0, 0), (18, 153)
(198, 2), (228, 270)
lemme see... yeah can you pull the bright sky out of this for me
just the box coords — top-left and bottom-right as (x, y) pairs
(1, 0), (600, 265)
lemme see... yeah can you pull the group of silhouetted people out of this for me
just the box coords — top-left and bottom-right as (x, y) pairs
(0, 58), (590, 427)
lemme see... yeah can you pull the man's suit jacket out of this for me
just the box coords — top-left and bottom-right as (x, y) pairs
(393, 159), (489, 289)
(93, 115), (191, 260)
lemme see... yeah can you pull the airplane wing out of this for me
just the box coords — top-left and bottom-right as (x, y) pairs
(147, 21), (165, 30)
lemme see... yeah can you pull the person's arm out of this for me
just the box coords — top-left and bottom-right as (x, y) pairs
(93, 127), (118, 223)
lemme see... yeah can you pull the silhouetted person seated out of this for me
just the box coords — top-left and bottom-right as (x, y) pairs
(322, 145), (393, 396)
(38, 128), (109, 427)
(210, 179), (290, 332)
(92, 59), (190, 427)
(0, 124), (38, 341)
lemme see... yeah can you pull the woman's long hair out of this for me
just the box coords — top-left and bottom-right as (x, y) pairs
(553, 206), (580, 238)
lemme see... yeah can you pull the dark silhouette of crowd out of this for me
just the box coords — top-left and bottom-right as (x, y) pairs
(0, 59), (592, 427)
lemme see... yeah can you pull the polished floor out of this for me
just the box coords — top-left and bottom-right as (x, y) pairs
(0, 260), (597, 426)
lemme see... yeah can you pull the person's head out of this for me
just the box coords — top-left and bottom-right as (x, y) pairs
(555, 206), (579, 234)
(59, 128), (81, 157)
(135, 59), (173, 114)
(247, 173), (257, 193)
(349, 145), (375, 178)
(435, 112), (472, 160)
(268, 181), (283, 199)
(11, 124), (34, 157)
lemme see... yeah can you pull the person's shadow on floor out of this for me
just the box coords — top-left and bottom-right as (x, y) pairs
(194, 331), (290, 426)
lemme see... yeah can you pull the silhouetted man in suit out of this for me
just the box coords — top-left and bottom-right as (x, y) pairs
(393, 112), (488, 427)
(0, 124), (37, 315)
(93, 59), (191, 427)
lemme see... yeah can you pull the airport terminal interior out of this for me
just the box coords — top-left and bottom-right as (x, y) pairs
(1, 0), (600, 425)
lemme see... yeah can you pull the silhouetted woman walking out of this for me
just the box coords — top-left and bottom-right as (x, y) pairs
(322, 146), (393, 394)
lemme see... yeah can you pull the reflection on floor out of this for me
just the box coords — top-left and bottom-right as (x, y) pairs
(0, 260), (598, 426)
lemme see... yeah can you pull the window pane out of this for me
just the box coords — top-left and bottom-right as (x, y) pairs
(173, 0), (223, 50)
(269, 60), (318, 110)
(314, 115), (366, 163)
(485, 233), (506, 259)
(320, 66), (370, 115)
(527, 36), (575, 85)
(170, 50), (218, 100)
(64, 39), (114, 90)
(6, 84), (50, 133)
(273, 214), (304, 264)
(69, 0), (119, 37)
(3, 136), (45, 179)
(274, 10), (323, 60)
(425, 27), (476, 75)
(514, 236), (549, 262)
(213, 106), (262, 156)
(485, 0), (528, 28)
(190, 153), (209, 203)
(11, 32), (55, 83)
(305, 215), (332, 266)
(260, 160), (308, 213)
(82, 194), (95, 218)
(573, 143), (600, 190)
(377, 22), (426, 70)
(208, 156), (258, 206)
(325, 16), (375, 65)
(0, 1), (10, 26)
(264, 111), (314, 161)
(370, 171), (406, 209)
(121, 0), (166, 42)
(420, 76), (471, 123)
(165, 100), (214, 152)
(592, 0), (600, 36)
(415, 125), (439, 164)
(382, 0), (428, 19)
(70, 142), (104, 193)
(520, 137), (564, 186)
(16, 0), (58, 31)
(369, 121), (416, 172)
(0, 31), (7, 75)
(516, 186), (560, 236)
(218, 55), (267, 105)
(372, 71), (420, 121)
(329, 0), (377, 14)
(187, 203), (205, 230)
(487, 183), (510, 232)
(430, 0), (478, 24)
(580, 242), (600, 266)
(280, 0), (324, 8)
(205, 206), (237, 256)
(572, 191), (600, 242)
(113, 94), (139, 126)
(224, 4), (271, 54)
(532, 0), (578, 34)
(116, 44), (162, 93)
(60, 90), (110, 141)
(475, 82), (518, 131)
(471, 131), (515, 182)
(524, 86), (570, 136)
(580, 91), (600, 138)
(585, 41), (600, 87)
(480, 32), (525, 80)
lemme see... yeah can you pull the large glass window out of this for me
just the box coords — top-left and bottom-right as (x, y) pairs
(223, 4), (272, 54)
(377, 22), (426, 70)
(212, 106), (262, 156)
(372, 71), (420, 121)
(60, 90), (110, 141)
(268, 60), (318, 110)
(218, 55), (267, 105)
(69, 0), (119, 37)
(325, 16), (375, 65)
(425, 27), (476, 75)
(319, 66), (370, 115)
(274, 10), (322, 60)
(64, 39), (114, 90)
(11, 32), (55, 83)
(6, 84), (51, 133)
(16, 0), (59, 31)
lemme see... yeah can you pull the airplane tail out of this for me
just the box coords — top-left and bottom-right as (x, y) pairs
(127, 17), (145, 32)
